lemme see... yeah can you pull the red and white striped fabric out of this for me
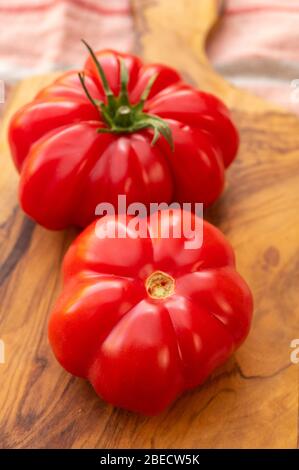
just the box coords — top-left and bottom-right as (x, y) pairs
(208, 0), (299, 114)
(0, 0), (133, 82)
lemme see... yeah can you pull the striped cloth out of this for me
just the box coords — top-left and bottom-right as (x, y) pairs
(0, 0), (133, 83)
(208, 0), (299, 114)
(1, 0), (299, 115)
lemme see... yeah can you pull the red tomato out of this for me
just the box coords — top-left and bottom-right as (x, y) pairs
(9, 44), (239, 229)
(48, 209), (253, 415)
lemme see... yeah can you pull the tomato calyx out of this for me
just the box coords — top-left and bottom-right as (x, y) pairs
(78, 40), (174, 150)
(146, 271), (175, 299)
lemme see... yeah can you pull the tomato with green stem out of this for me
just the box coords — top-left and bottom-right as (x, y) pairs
(9, 42), (239, 230)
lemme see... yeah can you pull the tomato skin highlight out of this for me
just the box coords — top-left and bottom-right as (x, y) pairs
(48, 209), (253, 415)
(9, 49), (239, 230)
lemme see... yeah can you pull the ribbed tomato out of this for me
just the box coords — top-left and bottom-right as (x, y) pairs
(48, 209), (253, 415)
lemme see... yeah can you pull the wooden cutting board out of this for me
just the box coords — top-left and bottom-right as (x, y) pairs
(0, 0), (298, 448)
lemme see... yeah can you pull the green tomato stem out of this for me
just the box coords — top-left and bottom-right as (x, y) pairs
(79, 40), (174, 151)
